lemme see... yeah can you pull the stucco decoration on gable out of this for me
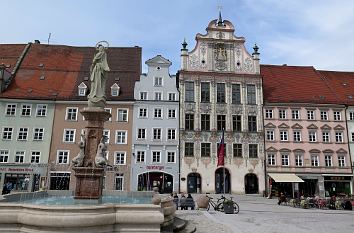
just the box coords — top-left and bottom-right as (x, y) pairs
(291, 123), (303, 129)
(333, 125), (345, 131)
(266, 147), (278, 152)
(264, 123), (276, 128)
(336, 148), (347, 154)
(309, 149), (321, 153)
(293, 149), (305, 153)
(320, 124), (332, 130)
(322, 149), (334, 154)
(279, 148), (291, 153)
(307, 124), (318, 129)
(278, 123), (290, 129)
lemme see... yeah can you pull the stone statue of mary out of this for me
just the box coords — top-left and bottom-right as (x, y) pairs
(88, 42), (110, 108)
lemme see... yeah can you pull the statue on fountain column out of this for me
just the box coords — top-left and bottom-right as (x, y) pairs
(95, 136), (108, 167)
(88, 41), (110, 108)
(71, 132), (86, 167)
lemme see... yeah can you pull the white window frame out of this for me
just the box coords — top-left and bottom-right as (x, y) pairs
(333, 111), (341, 121)
(17, 127), (29, 141)
(168, 92), (176, 101)
(154, 92), (162, 101)
(36, 104), (47, 117)
(349, 111), (354, 121)
(30, 151), (41, 164)
(0, 150), (9, 163)
(322, 131), (330, 143)
(56, 150), (69, 164)
(6, 104), (17, 116)
(335, 132), (344, 143)
(139, 107), (148, 118)
(153, 128), (162, 140)
(151, 151), (161, 164)
(320, 111), (328, 121)
(280, 130), (288, 141)
(309, 131), (317, 142)
(167, 151), (176, 163)
(65, 107), (78, 121)
(15, 151), (25, 163)
(63, 129), (76, 143)
(295, 154), (303, 167)
(114, 151), (126, 165)
(293, 131), (301, 142)
(338, 155), (346, 167)
(137, 128), (146, 140)
(140, 92), (148, 100)
(115, 130), (127, 144)
(267, 153), (276, 166)
(307, 110), (315, 120)
(279, 109), (287, 119)
(21, 104), (32, 117)
(311, 155), (319, 167)
(266, 130), (274, 141)
(136, 151), (146, 163)
(291, 110), (300, 120)
(325, 155), (332, 167)
(281, 154), (289, 166)
(154, 77), (163, 86)
(2, 127), (13, 140)
(265, 109), (273, 119)
(117, 109), (128, 122)
(103, 129), (110, 143)
(167, 128), (176, 140)
(104, 108), (112, 121)
(168, 109), (176, 119)
(154, 108), (162, 119)
(33, 127), (44, 141)
(115, 173), (124, 191)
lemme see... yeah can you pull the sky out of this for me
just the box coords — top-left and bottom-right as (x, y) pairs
(1, 0), (354, 73)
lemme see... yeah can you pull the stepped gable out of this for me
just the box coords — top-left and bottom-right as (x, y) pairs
(318, 70), (354, 105)
(0, 43), (141, 101)
(0, 44), (27, 73)
(261, 64), (338, 104)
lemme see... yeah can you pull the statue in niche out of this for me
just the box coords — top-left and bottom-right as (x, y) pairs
(71, 132), (86, 167)
(214, 43), (227, 70)
(88, 41), (110, 108)
(95, 136), (108, 167)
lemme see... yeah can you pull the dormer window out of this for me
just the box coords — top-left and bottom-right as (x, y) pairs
(78, 82), (87, 96)
(111, 83), (120, 97)
(154, 77), (163, 86)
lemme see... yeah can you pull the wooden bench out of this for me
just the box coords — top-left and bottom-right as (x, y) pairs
(179, 198), (195, 210)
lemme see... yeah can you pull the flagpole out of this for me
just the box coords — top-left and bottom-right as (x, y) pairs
(223, 128), (225, 195)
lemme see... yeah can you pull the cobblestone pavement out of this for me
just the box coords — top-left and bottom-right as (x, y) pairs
(176, 194), (354, 233)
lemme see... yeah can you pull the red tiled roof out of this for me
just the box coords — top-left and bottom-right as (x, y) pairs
(318, 70), (354, 105)
(0, 43), (141, 101)
(261, 64), (339, 104)
(0, 44), (27, 73)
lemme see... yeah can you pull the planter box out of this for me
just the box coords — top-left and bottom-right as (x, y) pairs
(224, 203), (234, 214)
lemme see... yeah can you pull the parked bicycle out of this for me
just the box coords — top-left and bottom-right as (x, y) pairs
(206, 195), (240, 214)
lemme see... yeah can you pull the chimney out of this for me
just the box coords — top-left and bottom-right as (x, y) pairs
(34, 40), (41, 44)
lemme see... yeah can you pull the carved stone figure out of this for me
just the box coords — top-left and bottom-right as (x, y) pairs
(95, 136), (108, 167)
(88, 41), (110, 108)
(72, 133), (86, 167)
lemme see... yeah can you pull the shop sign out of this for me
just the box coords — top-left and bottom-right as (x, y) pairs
(324, 176), (351, 181)
(0, 167), (34, 172)
(146, 165), (164, 170)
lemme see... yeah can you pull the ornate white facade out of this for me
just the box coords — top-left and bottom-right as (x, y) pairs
(179, 16), (265, 194)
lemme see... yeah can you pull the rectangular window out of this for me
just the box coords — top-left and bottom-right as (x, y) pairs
(104, 108), (112, 121)
(335, 132), (343, 142)
(154, 92), (162, 101)
(63, 129), (75, 142)
(15, 151), (25, 163)
(185, 114), (194, 130)
(152, 151), (161, 163)
(137, 128), (146, 139)
(57, 150), (69, 164)
(293, 131), (301, 142)
(0, 150), (9, 163)
(139, 108), (147, 118)
(281, 154), (289, 166)
(66, 107), (78, 121)
(248, 116), (257, 132)
(338, 156), (345, 167)
(36, 104), (47, 117)
(103, 129), (110, 143)
(265, 109), (273, 119)
(322, 132), (330, 142)
(185, 81), (194, 102)
(309, 131), (317, 142)
(21, 104), (32, 116)
(115, 131), (127, 144)
(217, 115), (226, 131)
(217, 83), (225, 103)
(295, 154), (303, 167)
(349, 112), (354, 121)
(280, 131), (288, 141)
(31, 151), (41, 164)
(167, 151), (176, 163)
(154, 108), (162, 118)
(153, 128), (162, 140)
(279, 109), (286, 119)
(232, 115), (242, 132)
(167, 129), (176, 140)
(307, 110), (315, 120)
(292, 110), (300, 119)
(201, 143), (211, 157)
(154, 77), (162, 86)
(266, 130), (274, 141)
(136, 151), (145, 163)
(311, 155), (319, 167)
(184, 143), (194, 157)
(201, 114), (210, 131)
(333, 111), (341, 121)
(246, 84), (256, 105)
(168, 109), (176, 118)
(351, 132), (354, 142)
(200, 82), (210, 102)
(168, 93), (176, 101)
(233, 144), (242, 158)
(17, 128), (28, 141)
(2, 127), (13, 140)
(325, 155), (332, 167)
(249, 144), (258, 158)
(117, 109), (128, 122)
(115, 152), (126, 165)
(140, 92), (147, 100)
(115, 173), (124, 191)
(231, 84), (241, 104)
(267, 153), (275, 166)
(6, 104), (17, 116)
(320, 111), (328, 120)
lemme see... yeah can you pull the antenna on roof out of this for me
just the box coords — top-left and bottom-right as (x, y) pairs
(47, 33), (51, 45)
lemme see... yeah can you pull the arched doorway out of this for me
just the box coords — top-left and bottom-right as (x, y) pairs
(137, 172), (173, 193)
(245, 173), (258, 194)
(187, 173), (201, 193)
(215, 168), (230, 194)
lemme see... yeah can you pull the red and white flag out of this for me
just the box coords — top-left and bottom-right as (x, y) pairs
(217, 130), (225, 166)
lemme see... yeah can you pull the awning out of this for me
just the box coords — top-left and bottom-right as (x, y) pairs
(268, 173), (304, 183)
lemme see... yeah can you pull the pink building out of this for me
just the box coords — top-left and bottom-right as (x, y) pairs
(262, 65), (352, 198)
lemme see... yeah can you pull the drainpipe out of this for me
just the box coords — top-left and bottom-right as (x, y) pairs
(344, 106), (354, 195)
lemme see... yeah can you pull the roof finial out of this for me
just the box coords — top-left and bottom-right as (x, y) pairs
(181, 38), (188, 50)
(217, 5), (223, 26)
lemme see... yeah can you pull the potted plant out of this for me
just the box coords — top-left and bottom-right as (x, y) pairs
(223, 199), (234, 214)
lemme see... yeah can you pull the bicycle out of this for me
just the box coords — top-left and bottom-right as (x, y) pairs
(206, 195), (240, 214)
(206, 195), (223, 211)
(222, 196), (239, 214)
